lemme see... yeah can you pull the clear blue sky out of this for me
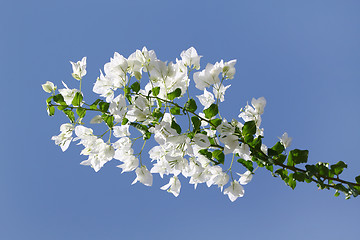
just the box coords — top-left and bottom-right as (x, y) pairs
(1, 0), (360, 239)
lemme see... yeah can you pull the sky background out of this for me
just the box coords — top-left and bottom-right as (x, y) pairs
(1, 0), (360, 239)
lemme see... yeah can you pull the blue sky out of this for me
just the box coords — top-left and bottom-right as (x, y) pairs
(1, 0), (360, 239)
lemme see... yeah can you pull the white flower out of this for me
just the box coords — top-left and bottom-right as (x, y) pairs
(180, 47), (202, 70)
(237, 171), (253, 185)
(161, 176), (181, 197)
(90, 115), (103, 124)
(279, 132), (292, 149)
(222, 59), (237, 79)
(70, 57), (87, 80)
(117, 155), (139, 173)
(251, 97), (266, 115)
(132, 166), (153, 186)
(193, 62), (222, 90)
(58, 81), (78, 105)
(51, 123), (74, 151)
(42, 81), (56, 93)
(196, 88), (215, 109)
(223, 180), (245, 202)
(213, 83), (231, 102)
(113, 125), (130, 138)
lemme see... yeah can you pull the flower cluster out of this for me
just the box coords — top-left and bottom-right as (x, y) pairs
(43, 47), (299, 202)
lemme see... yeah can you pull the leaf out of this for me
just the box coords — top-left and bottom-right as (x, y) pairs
(131, 82), (140, 93)
(170, 106), (181, 115)
(212, 150), (225, 165)
(268, 142), (284, 157)
(330, 161), (347, 175)
(53, 94), (66, 105)
(130, 122), (151, 140)
(293, 172), (306, 182)
(250, 136), (262, 150)
(90, 99), (101, 110)
(242, 121), (256, 143)
(99, 102), (110, 112)
(171, 119), (181, 134)
(63, 110), (75, 123)
(198, 149), (213, 161)
(122, 117), (129, 125)
(152, 87), (160, 97)
(152, 108), (163, 119)
(72, 92), (83, 106)
(101, 114), (114, 128)
(316, 162), (330, 177)
(191, 116), (201, 131)
(275, 169), (288, 181)
(46, 96), (54, 104)
(184, 98), (197, 112)
(288, 173), (297, 189)
(288, 149), (309, 165)
(203, 104), (218, 119)
(273, 154), (286, 164)
(76, 108), (86, 118)
(348, 184), (359, 197)
(355, 175), (360, 184)
(237, 159), (254, 172)
(209, 118), (222, 128)
(47, 106), (55, 116)
(167, 88), (182, 100)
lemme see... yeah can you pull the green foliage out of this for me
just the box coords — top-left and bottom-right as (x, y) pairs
(203, 104), (218, 119)
(288, 149), (309, 166)
(63, 110), (75, 123)
(152, 87), (160, 97)
(171, 119), (181, 134)
(101, 114), (114, 128)
(268, 142), (285, 156)
(72, 92), (83, 106)
(242, 121), (256, 143)
(212, 150), (225, 165)
(330, 161), (347, 175)
(99, 101), (110, 112)
(167, 88), (182, 100)
(130, 82), (140, 93)
(191, 116), (201, 132)
(76, 107), (86, 118)
(170, 106), (181, 115)
(184, 98), (197, 112)
(237, 159), (254, 172)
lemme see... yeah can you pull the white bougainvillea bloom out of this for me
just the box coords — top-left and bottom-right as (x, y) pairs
(193, 62), (222, 90)
(51, 123), (74, 151)
(70, 57), (87, 80)
(237, 171), (253, 185)
(221, 59), (237, 79)
(161, 176), (181, 197)
(42, 81), (56, 93)
(223, 180), (245, 202)
(196, 88), (215, 109)
(90, 115), (103, 124)
(58, 81), (78, 105)
(180, 47), (202, 70)
(279, 132), (292, 149)
(213, 83), (231, 102)
(132, 166), (153, 186)
(104, 52), (128, 88)
(251, 97), (267, 115)
(113, 125), (130, 138)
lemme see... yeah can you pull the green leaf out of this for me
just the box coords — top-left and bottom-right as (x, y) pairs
(99, 102), (110, 112)
(268, 142), (285, 156)
(90, 99), (101, 110)
(348, 184), (359, 197)
(237, 159), (254, 172)
(171, 119), (181, 134)
(170, 106), (181, 115)
(250, 136), (262, 150)
(293, 172), (306, 182)
(185, 98), (197, 112)
(57, 105), (67, 110)
(288, 149), (309, 165)
(212, 150), (225, 165)
(355, 175), (360, 184)
(76, 108), (86, 118)
(198, 149), (213, 161)
(242, 121), (256, 136)
(72, 92), (83, 106)
(152, 108), (163, 119)
(46, 96), (54, 104)
(63, 110), (75, 123)
(152, 87), (160, 97)
(167, 88), (182, 100)
(130, 122), (151, 140)
(275, 169), (288, 181)
(330, 161), (347, 175)
(288, 173), (297, 189)
(273, 154), (287, 164)
(191, 116), (201, 131)
(122, 117), (129, 125)
(334, 191), (340, 197)
(101, 114), (114, 128)
(203, 104), (218, 119)
(266, 165), (274, 173)
(47, 106), (55, 116)
(131, 82), (140, 93)
(209, 118), (222, 128)
(316, 162), (330, 176)
(53, 94), (66, 105)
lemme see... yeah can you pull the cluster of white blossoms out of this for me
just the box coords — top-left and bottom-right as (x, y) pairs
(43, 47), (292, 202)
